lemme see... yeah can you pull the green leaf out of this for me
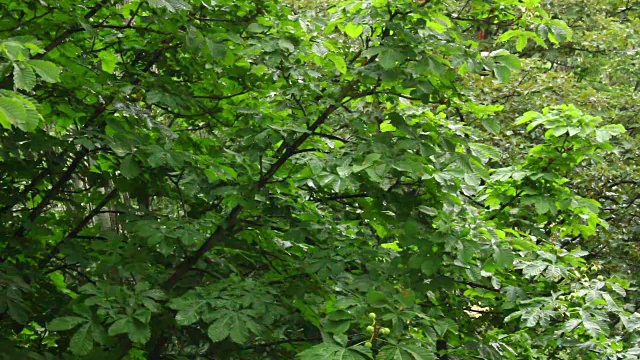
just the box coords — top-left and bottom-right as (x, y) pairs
(169, 295), (209, 326)
(378, 345), (404, 360)
(98, 49), (118, 73)
(379, 49), (403, 69)
(516, 35), (528, 51)
(493, 65), (511, 83)
(327, 53), (347, 74)
(129, 319), (151, 344)
(49, 316), (87, 331)
(13, 63), (36, 90)
(27, 60), (61, 82)
(312, 43), (328, 56)
(433, 318), (457, 337)
(297, 343), (366, 360)
(493, 248), (514, 268)
(148, 0), (192, 11)
(522, 261), (548, 278)
(207, 40), (227, 58)
(70, 324), (93, 355)
(366, 290), (388, 307)
(108, 318), (130, 336)
(343, 23), (364, 38)
(228, 319), (249, 343)
(497, 30), (521, 42)
(120, 155), (141, 179)
(401, 344), (436, 360)
(380, 121), (397, 132)
(582, 318), (603, 337)
(534, 197), (556, 215)
(246, 23), (269, 33)
(278, 39), (295, 52)
(0, 97), (26, 129)
(207, 317), (231, 342)
(421, 254), (442, 276)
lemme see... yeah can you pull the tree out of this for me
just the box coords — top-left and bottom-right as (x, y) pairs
(0, 0), (638, 359)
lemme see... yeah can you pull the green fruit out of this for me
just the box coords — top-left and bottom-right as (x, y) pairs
(364, 341), (373, 348)
(597, 275), (604, 281)
(558, 295), (566, 301)
(368, 312), (376, 320)
(366, 325), (375, 333)
(380, 327), (391, 335)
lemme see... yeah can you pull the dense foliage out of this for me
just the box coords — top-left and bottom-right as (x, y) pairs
(1, 0), (638, 359)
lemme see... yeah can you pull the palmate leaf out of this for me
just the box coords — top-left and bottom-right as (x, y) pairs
(380, 344), (436, 360)
(207, 310), (259, 344)
(297, 343), (367, 360)
(168, 294), (210, 325)
(108, 317), (151, 344)
(401, 345), (436, 360)
(379, 346), (406, 360)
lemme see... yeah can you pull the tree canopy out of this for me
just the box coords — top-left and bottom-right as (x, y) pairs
(1, 0), (639, 359)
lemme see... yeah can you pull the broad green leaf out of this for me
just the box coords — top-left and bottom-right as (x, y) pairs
(70, 324), (93, 355)
(27, 60), (61, 82)
(297, 343), (366, 360)
(13, 63), (36, 90)
(522, 261), (548, 278)
(497, 30), (521, 42)
(98, 49), (118, 73)
(120, 155), (141, 179)
(327, 53), (347, 74)
(148, 0), (192, 11)
(208, 318), (231, 342)
(228, 320), (249, 343)
(366, 290), (388, 307)
(421, 254), (442, 276)
(247, 23), (270, 33)
(379, 49), (403, 69)
(516, 35), (528, 51)
(49, 316), (87, 331)
(534, 197), (556, 215)
(343, 23), (363, 38)
(129, 319), (151, 344)
(169, 295), (209, 325)
(493, 247), (515, 268)
(278, 39), (295, 52)
(401, 344), (436, 360)
(108, 318), (130, 336)
(207, 40), (227, 58)
(493, 65), (511, 83)
(378, 345), (404, 360)
(0, 97), (26, 129)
